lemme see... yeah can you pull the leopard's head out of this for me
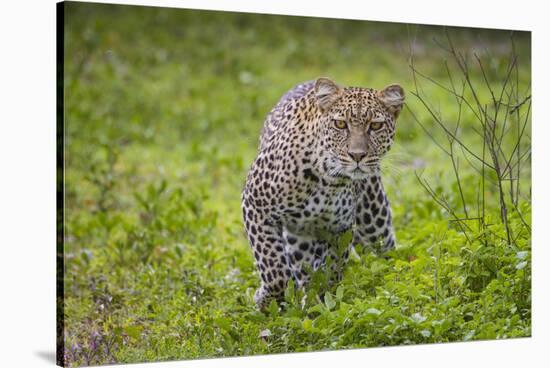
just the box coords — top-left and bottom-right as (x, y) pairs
(313, 77), (404, 180)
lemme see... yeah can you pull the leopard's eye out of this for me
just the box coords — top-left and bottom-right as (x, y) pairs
(370, 121), (384, 131)
(334, 120), (347, 129)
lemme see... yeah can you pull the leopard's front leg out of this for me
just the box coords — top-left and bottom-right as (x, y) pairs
(283, 229), (351, 290)
(353, 175), (396, 253)
(242, 202), (293, 310)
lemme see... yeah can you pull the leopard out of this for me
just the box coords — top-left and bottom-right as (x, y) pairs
(241, 77), (405, 309)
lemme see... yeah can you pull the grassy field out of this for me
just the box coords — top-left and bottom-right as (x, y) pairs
(60, 2), (531, 366)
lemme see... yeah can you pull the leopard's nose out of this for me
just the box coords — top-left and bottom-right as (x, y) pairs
(347, 150), (367, 163)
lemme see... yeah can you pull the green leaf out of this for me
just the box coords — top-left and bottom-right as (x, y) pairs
(338, 230), (353, 251)
(268, 299), (279, 317)
(324, 292), (336, 310)
(214, 317), (232, 332)
(515, 261), (528, 270)
(411, 313), (426, 323)
(124, 325), (143, 340)
(284, 278), (296, 303)
(408, 285), (421, 299)
(336, 285), (344, 301)
(81, 249), (92, 265)
(308, 303), (327, 314)
(516, 251), (529, 260)
(370, 261), (387, 274)
(302, 318), (313, 331)
(366, 308), (382, 316)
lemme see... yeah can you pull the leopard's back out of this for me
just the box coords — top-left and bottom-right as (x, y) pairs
(258, 80), (315, 152)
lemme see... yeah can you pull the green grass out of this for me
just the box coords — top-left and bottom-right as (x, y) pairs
(61, 2), (531, 366)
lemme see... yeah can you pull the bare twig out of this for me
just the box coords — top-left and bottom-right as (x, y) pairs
(409, 29), (531, 246)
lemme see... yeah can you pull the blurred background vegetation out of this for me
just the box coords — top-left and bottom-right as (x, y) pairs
(61, 2), (531, 366)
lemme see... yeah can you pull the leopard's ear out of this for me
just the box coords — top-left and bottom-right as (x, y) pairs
(314, 77), (343, 111)
(377, 84), (405, 118)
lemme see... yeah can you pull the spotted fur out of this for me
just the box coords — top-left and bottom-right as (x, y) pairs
(242, 77), (405, 309)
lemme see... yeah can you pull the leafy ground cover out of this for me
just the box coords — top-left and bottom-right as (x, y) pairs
(61, 3), (531, 366)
